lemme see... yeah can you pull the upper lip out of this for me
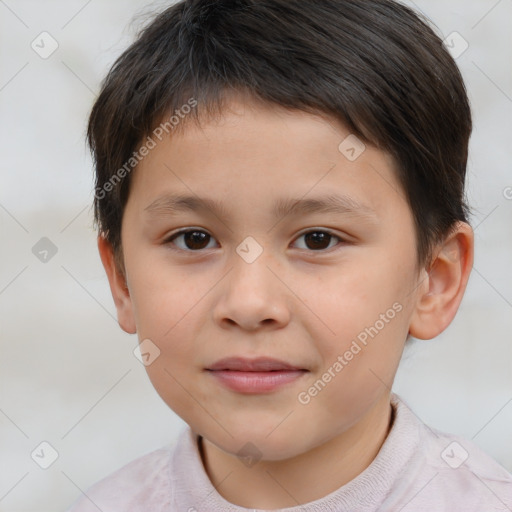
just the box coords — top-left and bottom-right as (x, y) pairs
(207, 357), (305, 372)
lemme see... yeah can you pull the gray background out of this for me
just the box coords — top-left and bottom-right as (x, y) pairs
(0, 0), (511, 510)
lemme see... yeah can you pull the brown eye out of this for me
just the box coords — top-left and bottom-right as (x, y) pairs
(293, 230), (341, 251)
(167, 229), (217, 251)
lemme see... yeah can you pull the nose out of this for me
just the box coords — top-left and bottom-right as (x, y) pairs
(212, 250), (291, 332)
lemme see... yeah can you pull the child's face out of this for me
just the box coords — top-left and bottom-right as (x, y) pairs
(115, 96), (427, 460)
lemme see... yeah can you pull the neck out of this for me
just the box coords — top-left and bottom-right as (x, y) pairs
(199, 393), (394, 509)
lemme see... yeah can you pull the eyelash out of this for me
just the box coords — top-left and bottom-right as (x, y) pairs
(163, 228), (346, 253)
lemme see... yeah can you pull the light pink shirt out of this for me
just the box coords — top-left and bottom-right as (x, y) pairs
(66, 393), (512, 511)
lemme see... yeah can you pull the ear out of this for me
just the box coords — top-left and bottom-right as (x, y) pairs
(97, 235), (137, 334)
(409, 222), (474, 340)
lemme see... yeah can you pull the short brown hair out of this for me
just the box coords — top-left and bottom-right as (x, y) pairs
(88, 0), (472, 270)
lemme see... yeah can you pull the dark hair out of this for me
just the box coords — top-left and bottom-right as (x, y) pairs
(88, 0), (472, 272)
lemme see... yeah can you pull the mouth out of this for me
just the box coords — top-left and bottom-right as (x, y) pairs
(206, 357), (308, 394)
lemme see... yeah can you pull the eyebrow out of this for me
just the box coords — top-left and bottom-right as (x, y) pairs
(144, 193), (378, 222)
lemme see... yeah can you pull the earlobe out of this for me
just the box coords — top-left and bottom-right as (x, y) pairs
(97, 235), (137, 334)
(408, 222), (474, 340)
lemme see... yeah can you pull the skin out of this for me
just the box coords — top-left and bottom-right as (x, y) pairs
(99, 94), (474, 509)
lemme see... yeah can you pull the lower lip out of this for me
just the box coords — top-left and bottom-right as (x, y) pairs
(207, 370), (306, 393)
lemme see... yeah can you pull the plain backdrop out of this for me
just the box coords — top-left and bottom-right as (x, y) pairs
(0, 0), (511, 510)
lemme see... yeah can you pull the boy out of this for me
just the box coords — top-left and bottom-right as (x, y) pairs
(67, 0), (512, 510)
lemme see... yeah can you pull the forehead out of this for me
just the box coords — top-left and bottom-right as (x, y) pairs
(127, 96), (407, 223)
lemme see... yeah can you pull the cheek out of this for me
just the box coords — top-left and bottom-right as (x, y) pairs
(133, 289), (206, 426)
(127, 259), (208, 338)
(294, 260), (410, 373)
(297, 261), (401, 333)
